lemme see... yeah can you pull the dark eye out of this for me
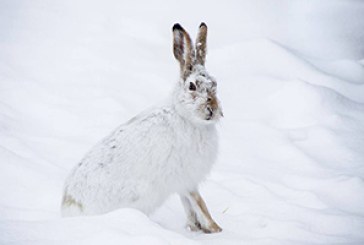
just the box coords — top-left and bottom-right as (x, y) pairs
(189, 82), (196, 91)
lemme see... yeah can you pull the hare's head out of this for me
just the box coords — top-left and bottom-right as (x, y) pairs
(172, 23), (223, 125)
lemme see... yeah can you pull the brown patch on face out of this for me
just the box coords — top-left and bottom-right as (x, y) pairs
(207, 92), (219, 111)
(62, 193), (84, 211)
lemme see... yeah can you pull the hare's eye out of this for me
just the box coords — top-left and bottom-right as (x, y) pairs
(189, 82), (196, 91)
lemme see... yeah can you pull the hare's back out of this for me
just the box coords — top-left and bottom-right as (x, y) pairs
(62, 107), (179, 214)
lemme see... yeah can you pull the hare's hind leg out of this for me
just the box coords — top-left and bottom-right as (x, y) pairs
(180, 190), (222, 233)
(61, 193), (84, 217)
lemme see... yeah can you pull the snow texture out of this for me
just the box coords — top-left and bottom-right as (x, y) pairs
(1, 0), (364, 244)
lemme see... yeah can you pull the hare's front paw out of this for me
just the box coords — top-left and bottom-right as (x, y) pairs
(201, 222), (222, 234)
(187, 221), (222, 233)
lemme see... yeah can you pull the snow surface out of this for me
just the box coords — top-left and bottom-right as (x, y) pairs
(1, 0), (364, 244)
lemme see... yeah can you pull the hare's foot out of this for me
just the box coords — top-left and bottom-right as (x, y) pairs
(186, 217), (222, 233)
(180, 190), (222, 234)
(200, 221), (222, 233)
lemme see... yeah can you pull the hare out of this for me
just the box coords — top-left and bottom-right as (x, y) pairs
(61, 23), (223, 233)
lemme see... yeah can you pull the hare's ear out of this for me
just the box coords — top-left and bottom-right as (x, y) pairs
(195, 22), (208, 66)
(173, 24), (185, 69)
(173, 23), (194, 79)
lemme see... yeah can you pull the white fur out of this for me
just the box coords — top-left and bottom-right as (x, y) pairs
(62, 23), (222, 219)
(62, 84), (220, 216)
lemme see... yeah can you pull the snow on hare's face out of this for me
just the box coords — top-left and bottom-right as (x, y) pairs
(177, 66), (223, 124)
(173, 23), (223, 124)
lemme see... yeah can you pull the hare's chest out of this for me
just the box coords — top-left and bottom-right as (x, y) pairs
(161, 126), (218, 191)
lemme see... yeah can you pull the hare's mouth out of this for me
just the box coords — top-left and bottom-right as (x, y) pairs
(205, 108), (214, 120)
(205, 107), (223, 121)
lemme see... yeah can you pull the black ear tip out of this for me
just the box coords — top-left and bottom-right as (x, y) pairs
(200, 22), (207, 28)
(173, 23), (183, 31)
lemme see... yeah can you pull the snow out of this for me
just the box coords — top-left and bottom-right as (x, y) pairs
(1, 0), (364, 244)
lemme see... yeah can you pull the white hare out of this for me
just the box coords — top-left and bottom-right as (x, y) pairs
(61, 23), (223, 233)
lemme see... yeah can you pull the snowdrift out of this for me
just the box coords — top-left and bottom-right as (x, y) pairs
(1, 1), (364, 244)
